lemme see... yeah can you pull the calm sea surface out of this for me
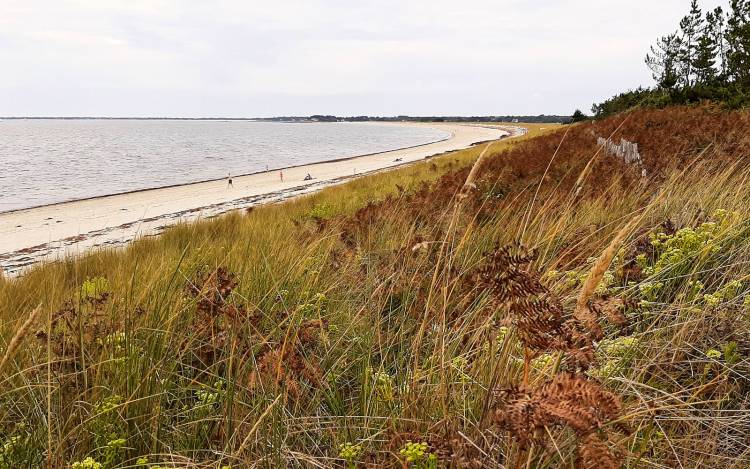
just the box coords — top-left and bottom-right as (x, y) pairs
(0, 120), (450, 213)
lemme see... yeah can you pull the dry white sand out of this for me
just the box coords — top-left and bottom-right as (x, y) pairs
(0, 122), (523, 275)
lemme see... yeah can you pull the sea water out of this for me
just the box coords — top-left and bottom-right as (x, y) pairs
(0, 120), (449, 212)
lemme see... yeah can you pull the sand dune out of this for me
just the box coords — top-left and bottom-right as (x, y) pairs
(0, 122), (523, 275)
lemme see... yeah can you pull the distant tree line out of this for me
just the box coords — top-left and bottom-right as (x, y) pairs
(584, 0), (750, 119)
(262, 115), (572, 124)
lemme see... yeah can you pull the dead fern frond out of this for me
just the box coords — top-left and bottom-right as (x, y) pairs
(247, 319), (326, 401)
(577, 433), (620, 469)
(475, 245), (562, 349)
(491, 373), (626, 462)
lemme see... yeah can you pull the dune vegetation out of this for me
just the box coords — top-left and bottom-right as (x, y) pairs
(2, 108), (750, 468)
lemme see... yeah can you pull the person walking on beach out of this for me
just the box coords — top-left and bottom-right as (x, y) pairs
(280, 170), (283, 182)
(227, 173), (233, 188)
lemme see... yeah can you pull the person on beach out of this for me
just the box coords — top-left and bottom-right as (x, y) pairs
(304, 173), (313, 181)
(227, 173), (233, 188)
(280, 170), (283, 182)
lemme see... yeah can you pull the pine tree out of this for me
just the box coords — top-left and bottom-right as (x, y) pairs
(571, 109), (588, 123)
(707, 7), (728, 80)
(694, 10), (719, 84)
(678, 0), (704, 87)
(645, 33), (682, 89)
(726, 0), (750, 87)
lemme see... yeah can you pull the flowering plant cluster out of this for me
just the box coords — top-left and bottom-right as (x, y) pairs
(400, 441), (438, 468)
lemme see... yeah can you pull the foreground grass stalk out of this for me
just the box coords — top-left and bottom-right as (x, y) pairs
(235, 394), (282, 457)
(575, 213), (644, 317)
(0, 305), (41, 374)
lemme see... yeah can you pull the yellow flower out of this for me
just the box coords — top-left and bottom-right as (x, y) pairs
(706, 349), (722, 359)
(71, 457), (102, 469)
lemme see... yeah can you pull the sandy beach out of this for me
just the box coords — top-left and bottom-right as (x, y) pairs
(0, 122), (523, 275)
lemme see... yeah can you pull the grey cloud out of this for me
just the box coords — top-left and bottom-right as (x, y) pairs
(0, 0), (731, 117)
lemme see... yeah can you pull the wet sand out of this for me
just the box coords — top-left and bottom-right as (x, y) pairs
(0, 122), (524, 275)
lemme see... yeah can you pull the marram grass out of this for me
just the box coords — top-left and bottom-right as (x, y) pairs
(1, 111), (750, 468)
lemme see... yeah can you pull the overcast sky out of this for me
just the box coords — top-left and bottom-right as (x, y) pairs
(0, 0), (730, 117)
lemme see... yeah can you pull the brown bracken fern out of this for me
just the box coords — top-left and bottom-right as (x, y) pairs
(476, 242), (632, 467)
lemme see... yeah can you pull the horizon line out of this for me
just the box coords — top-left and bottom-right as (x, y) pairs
(0, 114), (572, 120)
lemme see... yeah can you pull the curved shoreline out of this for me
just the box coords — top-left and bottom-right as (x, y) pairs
(0, 123), (454, 216)
(0, 122), (521, 276)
